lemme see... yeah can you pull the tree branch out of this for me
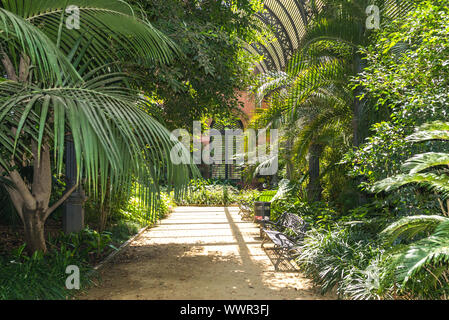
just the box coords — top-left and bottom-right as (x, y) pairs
(44, 183), (79, 220)
(7, 168), (36, 210)
(438, 197), (448, 217)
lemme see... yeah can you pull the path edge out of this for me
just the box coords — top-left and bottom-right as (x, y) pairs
(87, 207), (174, 276)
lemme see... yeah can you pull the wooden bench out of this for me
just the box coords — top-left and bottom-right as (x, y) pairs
(260, 212), (308, 270)
(238, 200), (253, 220)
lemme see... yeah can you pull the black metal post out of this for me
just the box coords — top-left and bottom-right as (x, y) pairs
(63, 134), (86, 234)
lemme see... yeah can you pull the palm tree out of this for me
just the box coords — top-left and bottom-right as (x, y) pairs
(299, 0), (414, 144)
(252, 0), (414, 201)
(0, 0), (194, 253)
(252, 41), (353, 201)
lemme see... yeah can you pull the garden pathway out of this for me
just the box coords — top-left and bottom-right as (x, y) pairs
(79, 206), (331, 300)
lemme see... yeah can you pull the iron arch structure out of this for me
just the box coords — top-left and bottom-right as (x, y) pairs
(251, 0), (319, 73)
(250, 0), (412, 73)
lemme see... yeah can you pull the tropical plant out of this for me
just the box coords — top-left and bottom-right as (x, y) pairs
(370, 121), (449, 298)
(372, 122), (449, 201)
(252, 40), (355, 202)
(376, 215), (449, 299)
(0, 0), (195, 253)
(350, 0), (449, 187)
(251, 0), (413, 203)
(176, 179), (240, 206)
(297, 225), (382, 297)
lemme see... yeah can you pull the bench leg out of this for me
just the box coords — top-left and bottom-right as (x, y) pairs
(261, 233), (267, 248)
(273, 247), (285, 271)
(274, 256), (281, 271)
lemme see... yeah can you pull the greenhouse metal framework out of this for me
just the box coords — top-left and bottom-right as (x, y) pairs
(249, 0), (412, 73)
(248, 0), (318, 73)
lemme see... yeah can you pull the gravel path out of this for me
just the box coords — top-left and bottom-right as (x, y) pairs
(79, 206), (332, 300)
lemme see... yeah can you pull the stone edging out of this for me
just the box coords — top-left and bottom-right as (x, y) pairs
(87, 225), (149, 276)
(87, 207), (174, 276)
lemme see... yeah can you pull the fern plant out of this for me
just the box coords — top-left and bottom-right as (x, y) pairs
(372, 121), (449, 298)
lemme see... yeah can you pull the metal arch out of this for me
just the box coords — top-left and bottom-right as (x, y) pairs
(250, 43), (272, 71)
(251, 42), (278, 71)
(260, 33), (284, 70)
(243, 46), (267, 74)
(274, 0), (301, 57)
(256, 12), (287, 67)
(254, 16), (286, 70)
(291, 0), (310, 27)
(257, 7), (293, 67)
(245, 44), (270, 74)
(251, 0), (320, 72)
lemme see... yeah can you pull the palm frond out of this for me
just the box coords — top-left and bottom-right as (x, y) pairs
(407, 121), (449, 143)
(372, 172), (449, 198)
(0, 76), (197, 210)
(402, 152), (449, 174)
(381, 215), (449, 245)
(393, 220), (449, 284)
(3, 0), (178, 69)
(0, 7), (80, 85)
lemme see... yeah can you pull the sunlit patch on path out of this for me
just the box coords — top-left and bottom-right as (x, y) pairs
(79, 207), (331, 300)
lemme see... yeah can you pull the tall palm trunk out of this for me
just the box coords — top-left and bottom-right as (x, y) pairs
(307, 143), (324, 202)
(353, 51), (367, 205)
(5, 143), (52, 253)
(23, 208), (47, 253)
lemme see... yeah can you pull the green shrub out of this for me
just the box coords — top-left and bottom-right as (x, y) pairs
(109, 221), (141, 243)
(0, 244), (92, 300)
(297, 225), (383, 298)
(235, 189), (261, 204)
(176, 179), (239, 206)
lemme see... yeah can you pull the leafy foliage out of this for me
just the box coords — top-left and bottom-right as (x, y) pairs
(0, 0), (197, 254)
(128, 0), (265, 129)
(372, 122), (449, 198)
(297, 225), (383, 298)
(351, 0), (449, 187)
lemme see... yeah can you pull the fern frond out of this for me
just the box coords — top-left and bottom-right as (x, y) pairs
(381, 215), (449, 244)
(394, 220), (449, 284)
(372, 173), (449, 198)
(402, 152), (449, 174)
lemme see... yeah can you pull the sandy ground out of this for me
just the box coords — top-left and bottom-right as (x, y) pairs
(78, 206), (334, 300)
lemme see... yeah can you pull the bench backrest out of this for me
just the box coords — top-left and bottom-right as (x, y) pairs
(279, 212), (308, 240)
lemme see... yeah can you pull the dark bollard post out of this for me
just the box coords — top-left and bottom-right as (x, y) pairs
(63, 134), (86, 234)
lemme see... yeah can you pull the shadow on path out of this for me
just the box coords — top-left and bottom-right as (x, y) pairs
(79, 207), (331, 300)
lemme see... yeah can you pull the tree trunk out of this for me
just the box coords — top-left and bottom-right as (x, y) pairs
(2, 142), (79, 254)
(307, 143), (324, 202)
(23, 208), (47, 253)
